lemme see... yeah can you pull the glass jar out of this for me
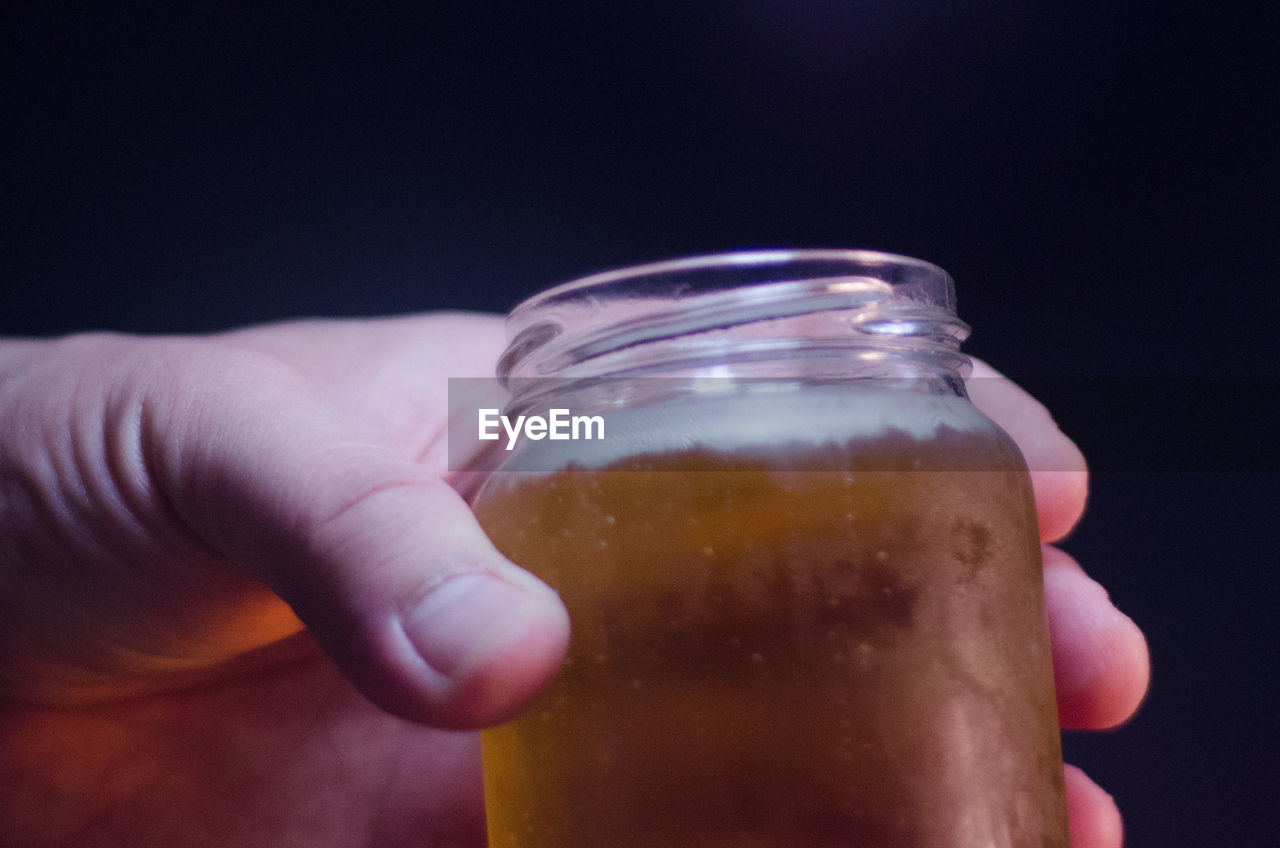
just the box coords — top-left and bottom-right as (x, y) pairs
(471, 250), (1068, 848)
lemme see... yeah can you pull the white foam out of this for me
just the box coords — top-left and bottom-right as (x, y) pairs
(500, 384), (996, 471)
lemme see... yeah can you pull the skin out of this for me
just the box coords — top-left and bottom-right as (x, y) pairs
(0, 314), (1149, 847)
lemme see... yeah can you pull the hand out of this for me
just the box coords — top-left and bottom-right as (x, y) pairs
(0, 314), (569, 847)
(0, 315), (1148, 847)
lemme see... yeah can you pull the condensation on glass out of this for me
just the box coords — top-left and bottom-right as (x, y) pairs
(472, 250), (1068, 848)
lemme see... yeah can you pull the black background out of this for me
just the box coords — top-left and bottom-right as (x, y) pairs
(3, 2), (1277, 844)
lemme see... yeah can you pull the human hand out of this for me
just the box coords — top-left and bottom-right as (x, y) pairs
(0, 314), (569, 846)
(0, 315), (1147, 847)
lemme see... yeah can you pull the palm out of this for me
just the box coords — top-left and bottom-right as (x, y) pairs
(2, 647), (484, 846)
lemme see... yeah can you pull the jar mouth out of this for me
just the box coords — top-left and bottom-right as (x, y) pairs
(498, 249), (970, 385)
(512, 249), (954, 312)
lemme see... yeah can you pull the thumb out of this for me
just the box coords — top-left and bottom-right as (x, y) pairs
(153, 356), (569, 729)
(284, 461), (570, 730)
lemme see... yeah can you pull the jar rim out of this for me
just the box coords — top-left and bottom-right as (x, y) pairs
(509, 249), (953, 319)
(498, 249), (968, 385)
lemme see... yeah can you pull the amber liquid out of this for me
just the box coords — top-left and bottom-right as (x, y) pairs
(475, 426), (1068, 848)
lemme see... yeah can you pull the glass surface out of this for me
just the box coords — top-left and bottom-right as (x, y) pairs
(473, 252), (1068, 847)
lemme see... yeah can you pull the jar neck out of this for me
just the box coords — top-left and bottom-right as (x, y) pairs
(498, 250), (972, 414)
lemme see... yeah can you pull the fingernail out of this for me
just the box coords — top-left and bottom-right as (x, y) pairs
(403, 573), (549, 677)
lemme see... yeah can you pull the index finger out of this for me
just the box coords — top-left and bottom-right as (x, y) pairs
(966, 359), (1088, 542)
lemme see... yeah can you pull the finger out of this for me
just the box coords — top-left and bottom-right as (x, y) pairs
(220, 313), (512, 501)
(1043, 547), (1150, 729)
(147, 348), (569, 729)
(219, 312), (508, 463)
(1065, 763), (1123, 848)
(966, 360), (1088, 542)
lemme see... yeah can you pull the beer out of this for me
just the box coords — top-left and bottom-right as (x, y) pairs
(474, 390), (1067, 847)
(469, 250), (1069, 846)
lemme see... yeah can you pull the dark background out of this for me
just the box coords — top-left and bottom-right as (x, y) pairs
(3, 2), (1276, 844)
